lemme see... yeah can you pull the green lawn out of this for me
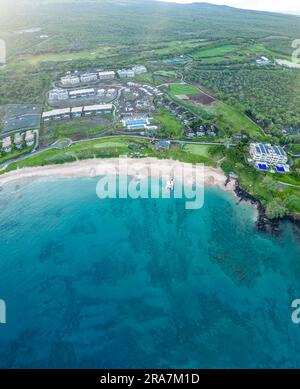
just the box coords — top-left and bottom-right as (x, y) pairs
(0, 147), (34, 165)
(191, 42), (283, 64)
(154, 70), (178, 78)
(133, 72), (154, 84)
(182, 144), (210, 157)
(170, 84), (199, 96)
(19, 45), (124, 65)
(154, 109), (182, 138)
(53, 120), (111, 139)
(290, 144), (300, 152)
(168, 88), (264, 139)
(192, 44), (239, 58)
(212, 102), (264, 138)
(1, 137), (143, 173)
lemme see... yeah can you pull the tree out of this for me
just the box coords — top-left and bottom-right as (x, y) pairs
(262, 176), (278, 193)
(265, 198), (288, 219)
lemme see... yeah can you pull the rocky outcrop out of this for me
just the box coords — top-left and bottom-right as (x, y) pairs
(234, 183), (281, 235)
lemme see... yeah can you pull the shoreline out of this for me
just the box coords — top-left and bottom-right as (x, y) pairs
(2, 157), (297, 234)
(0, 157), (270, 228)
(0, 157), (237, 193)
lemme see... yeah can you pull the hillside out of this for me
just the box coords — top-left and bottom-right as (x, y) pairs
(1, 0), (300, 58)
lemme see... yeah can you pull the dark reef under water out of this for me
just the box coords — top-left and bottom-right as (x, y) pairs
(0, 178), (299, 368)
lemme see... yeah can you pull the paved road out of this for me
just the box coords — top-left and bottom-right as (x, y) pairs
(277, 181), (300, 188)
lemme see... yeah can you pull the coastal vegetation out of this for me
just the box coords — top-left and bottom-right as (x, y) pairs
(187, 65), (300, 135)
(0, 0), (299, 219)
(153, 110), (182, 139)
(220, 144), (300, 217)
(0, 136), (222, 175)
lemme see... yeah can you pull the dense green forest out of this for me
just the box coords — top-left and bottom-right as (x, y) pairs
(186, 64), (300, 134)
(1, 0), (300, 58)
(1, 0), (300, 132)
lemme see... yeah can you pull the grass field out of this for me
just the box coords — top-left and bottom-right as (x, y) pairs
(168, 87), (264, 138)
(192, 44), (239, 58)
(18, 46), (123, 65)
(133, 72), (154, 84)
(182, 144), (211, 157)
(211, 102), (264, 138)
(0, 136), (220, 174)
(154, 70), (178, 78)
(190, 42), (288, 63)
(154, 109), (183, 138)
(53, 120), (112, 139)
(1, 137), (142, 173)
(0, 147), (34, 165)
(290, 145), (300, 152)
(170, 84), (199, 96)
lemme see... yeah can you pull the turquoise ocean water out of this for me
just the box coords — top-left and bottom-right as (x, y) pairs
(0, 177), (300, 368)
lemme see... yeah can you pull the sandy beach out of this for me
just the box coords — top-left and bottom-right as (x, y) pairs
(0, 157), (236, 193)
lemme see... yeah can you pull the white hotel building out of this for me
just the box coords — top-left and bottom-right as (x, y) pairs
(80, 73), (98, 83)
(98, 71), (115, 80)
(249, 143), (288, 165)
(61, 75), (80, 86)
(49, 89), (69, 101)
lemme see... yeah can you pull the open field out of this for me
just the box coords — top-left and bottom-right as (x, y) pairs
(182, 144), (210, 157)
(0, 147), (34, 165)
(19, 46), (123, 66)
(154, 109), (183, 138)
(211, 102), (264, 138)
(10, 38), (206, 68)
(170, 84), (200, 96)
(168, 89), (264, 139)
(188, 93), (215, 106)
(40, 117), (114, 146)
(1, 137), (137, 172)
(154, 70), (178, 78)
(192, 44), (239, 58)
(170, 84), (216, 107)
(191, 42), (288, 62)
(0, 136), (223, 175)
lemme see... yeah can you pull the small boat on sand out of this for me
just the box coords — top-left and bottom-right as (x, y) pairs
(166, 178), (174, 191)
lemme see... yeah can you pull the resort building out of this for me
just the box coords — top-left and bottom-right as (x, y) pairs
(132, 65), (147, 75)
(155, 140), (171, 151)
(49, 89), (69, 101)
(283, 127), (300, 136)
(69, 88), (95, 99)
(2, 136), (12, 153)
(118, 66), (147, 78)
(117, 69), (135, 78)
(97, 89), (106, 97)
(80, 73), (98, 83)
(98, 71), (115, 80)
(25, 130), (35, 147)
(42, 108), (71, 122)
(256, 56), (270, 65)
(147, 125), (158, 131)
(250, 143), (287, 164)
(122, 117), (149, 130)
(106, 88), (116, 96)
(196, 129), (206, 137)
(14, 133), (24, 149)
(83, 104), (113, 116)
(249, 143), (289, 173)
(71, 106), (83, 118)
(186, 129), (195, 138)
(61, 75), (80, 86)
